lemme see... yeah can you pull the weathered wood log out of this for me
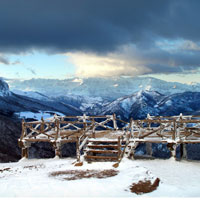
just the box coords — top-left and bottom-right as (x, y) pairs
(116, 118), (129, 124)
(76, 136), (80, 162)
(85, 155), (118, 160)
(118, 136), (121, 162)
(87, 144), (123, 149)
(79, 136), (88, 151)
(22, 148), (28, 158)
(86, 149), (118, 154)
(139, 126), (166, 139)
(113, 113), (118, 130)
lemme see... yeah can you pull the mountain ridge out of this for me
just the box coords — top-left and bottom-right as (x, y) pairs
(7, 76), (200, 100)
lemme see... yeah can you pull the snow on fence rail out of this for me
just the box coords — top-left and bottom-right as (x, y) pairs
(18, 113), (200, 162)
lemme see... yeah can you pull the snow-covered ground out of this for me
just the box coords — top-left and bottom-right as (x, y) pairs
(0, 157), (200, 197)
(15, 111), (64, 120)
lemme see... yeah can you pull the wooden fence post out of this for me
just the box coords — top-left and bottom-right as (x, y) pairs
(82, 114), (87, 131)
(118, 136), (121, 162)
(21, 141), (31, 159)
(55, 142), (61, 158)
(76, 137), (80, 162)
(40, 117), (44, 135)
(92, 118), (95, 138)
(55, 119), (60, 140)
(22, 147), (28, 158)
(21, 119), (25, 140)
(113, 113), (118, 130)
(130, 118), (133, 138)
(172, 119), (176, 141)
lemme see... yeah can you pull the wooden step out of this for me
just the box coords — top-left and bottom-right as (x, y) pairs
(84, 155), (118, 161)
(87, 144), (125, 149)
(88, 140), (126, 145)
(88, 140), (118, 143)
(85, 149), (118, 154)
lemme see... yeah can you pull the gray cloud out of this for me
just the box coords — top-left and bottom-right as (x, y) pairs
(0, 56), (10, 65)
(0, 0), (200, 53)
(0, 0), (200, 75)
(0, 56), (21, 65)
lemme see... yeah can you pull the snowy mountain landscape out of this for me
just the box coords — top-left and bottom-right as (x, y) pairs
(0, 77), (200, 162)
(2, 0), (200, 198)
(0, 76), (200, 197)
(5, 76), (200, 119)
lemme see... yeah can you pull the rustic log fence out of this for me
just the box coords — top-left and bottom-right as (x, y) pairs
(18, 113), (200, 162)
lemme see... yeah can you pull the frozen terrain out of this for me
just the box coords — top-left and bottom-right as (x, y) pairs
(0, 157), (200, 197)
(16, 111), (64, 120)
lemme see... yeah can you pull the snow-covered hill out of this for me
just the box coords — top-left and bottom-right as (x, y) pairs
(12, 89), (50, 101)
(0, 79), (82, 119)
(100, 90), (164, 119)
(99, 90), (200, 120)
(157, 91), (200, 116)
(0, 79), (10, 97)
(0, 157), (200, 197)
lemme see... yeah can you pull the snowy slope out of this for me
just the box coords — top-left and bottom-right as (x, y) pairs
(99, 90), (200, 120)
(0, 79), (10, 97)
(0, 79), (82, 118)
(16, 111), (65, 120)
(100, 90), (165, 119)
(158, 91), (200, 116)
(0, 92), (82, 118)
(12, 89), (50, 101)
(0, 157), (200, 197)
(52, 94), (108, 114)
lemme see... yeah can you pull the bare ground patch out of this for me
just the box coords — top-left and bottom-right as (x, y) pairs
(129, 177), (160, 195)
(23, 164), (44, 170)
(50, 169), (119, 180)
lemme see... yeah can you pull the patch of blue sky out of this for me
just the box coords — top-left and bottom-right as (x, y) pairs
(0, 51), (76, 79)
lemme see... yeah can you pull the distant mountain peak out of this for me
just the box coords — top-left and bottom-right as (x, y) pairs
(0, 79), (10, 97)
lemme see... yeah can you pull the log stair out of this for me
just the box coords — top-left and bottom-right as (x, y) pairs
(84, 139), (125, 162)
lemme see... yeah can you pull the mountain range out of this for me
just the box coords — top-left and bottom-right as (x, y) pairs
(0, 77), (200, 162)
(7, 76), (200, 100)
(5, 76), (200, 120)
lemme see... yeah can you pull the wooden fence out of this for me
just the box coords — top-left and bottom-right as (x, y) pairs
(18, 113), (200, 160)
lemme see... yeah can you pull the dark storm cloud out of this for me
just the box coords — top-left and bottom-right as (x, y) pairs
(1, 0), (200, 75)
(0, 0), (200, 53)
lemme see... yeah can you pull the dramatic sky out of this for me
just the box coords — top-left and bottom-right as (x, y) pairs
(0, 0), (200, 83)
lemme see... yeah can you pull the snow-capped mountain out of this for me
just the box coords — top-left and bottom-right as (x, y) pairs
(12, 90), (109, 115)
(158, 91), (200, 116)
(0, 79), (10, 97)
(99, 90), (165, 120)
(99, 90), (200, 120)
(7, 77), (200, 100)
(0, 79), (82, 118)
(51, 95), (110, 115)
